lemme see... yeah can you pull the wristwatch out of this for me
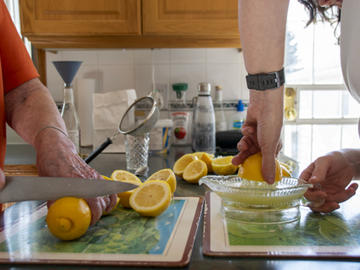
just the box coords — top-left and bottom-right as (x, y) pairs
(246, 68), (285, 91)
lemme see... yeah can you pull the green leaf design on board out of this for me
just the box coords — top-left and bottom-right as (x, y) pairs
(318, 219), (354, 245)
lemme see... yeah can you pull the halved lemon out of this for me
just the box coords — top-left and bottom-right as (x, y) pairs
(129, 180), (172, 217)
(173, 154), (198, 177)
(182, 160), (208, 183)
(111, 170), (142, 208)
(238, 152), (282, 182)
(147, 169), (176, 193)
(212, 156), (238, 175)
(192, 152), (214, 173)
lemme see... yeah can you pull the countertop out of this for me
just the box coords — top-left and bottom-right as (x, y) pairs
(2, 144), (360, 270)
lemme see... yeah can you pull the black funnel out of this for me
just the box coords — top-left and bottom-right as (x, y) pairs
(53, 61), (82, 88)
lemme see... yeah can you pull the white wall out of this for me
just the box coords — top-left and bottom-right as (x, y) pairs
(7, 48), (249, 144)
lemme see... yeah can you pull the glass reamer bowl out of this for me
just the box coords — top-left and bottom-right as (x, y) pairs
(199, 176), (312, 224)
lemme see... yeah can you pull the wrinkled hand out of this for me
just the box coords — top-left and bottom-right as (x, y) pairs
(232, 91), (283, 184)
(35, 129), (117, 225)
(301, 151), (358, 213)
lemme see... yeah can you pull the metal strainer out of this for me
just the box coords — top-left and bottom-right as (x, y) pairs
(85, 96), (159, 164)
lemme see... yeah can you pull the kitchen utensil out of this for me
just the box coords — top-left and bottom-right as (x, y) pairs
(199, 176), (312, 224)
(0, 176), (138, 203)
(53, 61), (82, 152)
(85, 96), (159, 163)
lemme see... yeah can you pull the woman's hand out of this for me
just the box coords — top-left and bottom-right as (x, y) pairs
(35, 128), (117, 225)
(232, 89), (283, 184)
(301, 151), (358, 213)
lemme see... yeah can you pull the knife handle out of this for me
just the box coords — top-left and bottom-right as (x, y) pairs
(84, 137), (112, 164)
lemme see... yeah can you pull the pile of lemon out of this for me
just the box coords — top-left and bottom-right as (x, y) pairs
(173, 152), (293, 184)
(173, 152), (240, 184)
(47, 168), (176, 241)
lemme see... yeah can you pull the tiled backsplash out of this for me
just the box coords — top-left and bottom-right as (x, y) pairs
(7, 48), (249, 144)
(46, 48), (249, 102)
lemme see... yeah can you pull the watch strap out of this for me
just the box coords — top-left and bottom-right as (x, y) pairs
(246, 68), (285, 91)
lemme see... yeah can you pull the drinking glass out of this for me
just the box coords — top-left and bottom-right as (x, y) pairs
(125, 132), (150, 176)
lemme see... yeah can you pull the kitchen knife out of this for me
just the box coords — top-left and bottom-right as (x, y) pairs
(0, 176), (138, 203)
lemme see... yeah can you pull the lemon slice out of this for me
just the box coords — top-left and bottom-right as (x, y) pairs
(147, 169), (176, 193)
(279, 162), (292, 177)
(111, 170), (141, 182)
(173, 154), (198, 177)
(238, 152), (282, 182)
(212, 156), (238, 175)
(183, 160), (208, 183)
(111, 170), (142, 208)
(101, 175), (112, 180)
(129, 180), (172, 217)
(192, 152), (214, 173)
(46, 197), (91, 241)
(280, 164), (291, 177)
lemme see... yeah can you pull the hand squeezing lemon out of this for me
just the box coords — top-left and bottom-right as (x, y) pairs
(238, 152), (283, 182)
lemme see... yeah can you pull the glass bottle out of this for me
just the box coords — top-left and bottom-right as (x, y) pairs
(61, 86), (80, 153)
(214, 85), (227, 132)
(192, 82), (216, 154)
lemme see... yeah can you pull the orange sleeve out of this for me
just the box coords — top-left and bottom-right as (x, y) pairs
(0, 1), (39, 94)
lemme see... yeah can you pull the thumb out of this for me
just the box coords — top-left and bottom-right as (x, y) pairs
(261, 151), (276, 184)
(308, 157), (330, 185)
(0, 170), (5, 190)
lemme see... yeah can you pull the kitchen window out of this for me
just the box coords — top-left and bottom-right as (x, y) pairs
(284, 1), (360, 171)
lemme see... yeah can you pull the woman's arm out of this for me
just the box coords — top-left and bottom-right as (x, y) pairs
(5, 78), (117, 224)
(233, 0), (290, 184)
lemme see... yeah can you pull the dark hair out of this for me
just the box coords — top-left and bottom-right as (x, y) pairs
(297, 0), (341, 26)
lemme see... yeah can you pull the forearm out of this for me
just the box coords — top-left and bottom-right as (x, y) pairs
(5, 78), (67, 146)
(239, 0), (289, 107)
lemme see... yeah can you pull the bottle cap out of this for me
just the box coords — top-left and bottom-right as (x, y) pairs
(198, 82), (211, 95)
(237, 100), (244, 112)
(215, 85), (222, 91)
(172, 83), (188, 91)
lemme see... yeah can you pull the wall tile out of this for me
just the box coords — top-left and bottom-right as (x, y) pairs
(206, 63), (243, 100)
(60, 49), (98, 65)
(170, 63), (206, 100)
(133, 49), (170, 65)
(100, 65), (135, 93)
(206, 48), (243, 64)
(98, 49), (133, 65)
(134, 64), (152, 97)
(134, 64), (171, 98)
(170, 49), (206, 64)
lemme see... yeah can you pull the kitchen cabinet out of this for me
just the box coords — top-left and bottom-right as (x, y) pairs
(19, 0), (241, 49)
(19, 0), (241, 84)
(20, 0), (141, 37)
(143, 0), (239, 37)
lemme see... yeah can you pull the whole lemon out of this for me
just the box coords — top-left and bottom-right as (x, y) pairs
(238, 152), (282, 182)
(46, 197), (91, 241)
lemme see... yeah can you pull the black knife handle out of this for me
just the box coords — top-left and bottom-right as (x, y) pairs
(84, 137), (113, 164)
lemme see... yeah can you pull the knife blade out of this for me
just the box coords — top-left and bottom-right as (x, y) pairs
(0, 176), (138, 203)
